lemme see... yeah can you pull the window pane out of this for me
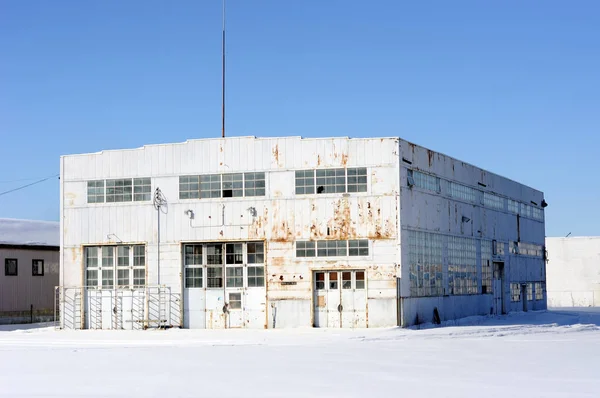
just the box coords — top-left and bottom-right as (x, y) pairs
(244, 172), (266, 197)
(296, 241), (315, 257)
(347, 168), (367, 192)
(133, 269), (145, 287)
(102, 247), (114, 267)
(87, 180), (105, 203)
(247, 242), (264, 264)
(85, 247), (98, 268)
(105, 179), (133, 202)
(117, 246), (129, 267)
(185, 268), (203, 288)
(117, 269), (130, 288)
(222, 173), (243, 197)
(133, 245), (145, 266)
(295, 170), (315, 195)
(228, 293), (242, 309)
(247, 266), (264, 287)
(184, 244), (203, 265)
(329, 272), (338, 289)
(226, 243), (243, 264)
(200, 174), (221, 198)
(226, 267), (244, 287)
(133, 178), (152, 201)
(86, 269), (98, 288)
(316, 169), (345, 194)
(179, 175), (200, 199)
(32, 260), (44, 276)
(206, 244), (223, 264)
(207, 266), (223, 288)
(102, 270), (114, 289)
(342, 271), (352, 289)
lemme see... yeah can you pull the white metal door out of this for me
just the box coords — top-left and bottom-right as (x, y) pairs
(183, 266), (206, 329)
(227, 292), (243, 328)
(244, 289), (266, 329)
(314, 270), (367, 328)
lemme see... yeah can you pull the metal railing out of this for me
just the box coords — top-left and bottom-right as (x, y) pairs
(54, 285), (181, 330)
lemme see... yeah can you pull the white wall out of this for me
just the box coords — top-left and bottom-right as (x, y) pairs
(546, 237), (600, 307)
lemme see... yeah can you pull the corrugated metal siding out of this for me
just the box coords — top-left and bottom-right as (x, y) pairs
(0, 248), (59, 312)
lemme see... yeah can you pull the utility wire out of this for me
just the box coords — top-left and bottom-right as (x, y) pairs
(0, 174), (59, 198)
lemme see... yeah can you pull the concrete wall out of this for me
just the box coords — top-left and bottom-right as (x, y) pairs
(397, 139), (546, 326)
(0, 246), (59, 324)
(546, 237), (600, 307)
(60, 136), (401, 328)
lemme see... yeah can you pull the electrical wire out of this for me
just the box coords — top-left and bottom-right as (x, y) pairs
(0, 174), (59, 198)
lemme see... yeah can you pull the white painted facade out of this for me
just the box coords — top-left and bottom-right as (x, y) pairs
(58, 136), (546, 329)
(546, 237), (600, 307)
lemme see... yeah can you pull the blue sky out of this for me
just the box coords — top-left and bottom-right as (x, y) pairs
(0, 0), (598, 237)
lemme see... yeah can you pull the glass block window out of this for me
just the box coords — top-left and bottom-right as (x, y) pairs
(348, 240), (369, 256)
(408, 170), (441, 193)
(247, 242), (264, 264)
(316, 168), (346, 194)
(449, 182), (478, 202)
(448, 236), (478, 295)
(207, 266), (223, 288)
(185, 268), (203, 288)
(179, 176), (200, 199)
(222, 173), (243, 198)
(244, 172), (266, 197)
(511, 283), (521, 302)
(481, 240), (493, 294)
(317, 240), (347, 257)
(248, 266), (265, 287)
(347, 168), (367, 192)
(296, 241), (316, 257)
(133, 178), (152, 201)
(105, 179), (133, 202)
(226, 267), (243, 287)
(483, 192), (504, 210)
(87, 180), (105, 203)
(200, 174), (221, 198)
(295, 170), (315, 195)
(408, 230), (443, 297)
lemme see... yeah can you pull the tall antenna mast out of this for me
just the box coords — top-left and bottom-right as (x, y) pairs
(221, 0), (226, 138)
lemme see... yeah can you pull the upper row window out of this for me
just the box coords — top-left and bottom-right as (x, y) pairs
(295, 168), (367, 195)
(407, 170), (440, 192)
(87, 178), (151, 204)
(179, 172), (265, 199)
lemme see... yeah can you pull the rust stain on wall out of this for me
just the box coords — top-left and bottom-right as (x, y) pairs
(427, 150), (434, 167)
(326, 199), (356, 240)
(272, 144), (280, 166)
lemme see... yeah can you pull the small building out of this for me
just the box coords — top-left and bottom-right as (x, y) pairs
(546, 237), (600, 307)
(0, 218), (60, 324)
(57, 136), (547, 330)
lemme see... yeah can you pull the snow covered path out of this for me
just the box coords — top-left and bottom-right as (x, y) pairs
(1, 310), (599, 398)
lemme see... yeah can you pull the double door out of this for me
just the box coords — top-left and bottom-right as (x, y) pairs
(313, 270), (367, 328)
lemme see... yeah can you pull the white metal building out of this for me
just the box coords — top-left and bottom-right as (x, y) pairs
(57, 136), (547, 329)
(546, 237), (600, 307)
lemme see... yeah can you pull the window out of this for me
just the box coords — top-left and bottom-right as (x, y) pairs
(449, 182), (478, 202)
(296, 168), (369, 195)
(134, 178), (152, 201)
(448, 236), (478, 295)
(247, 242), (264, 264)
(87, 180), (105, 203)
(408, 230), (443, 297)
(206, 244), (223, 264)
(295, 170), (315, 194)
(106, 179), (132, 202)
(481, 240), (493, 294)
(511, 283), (521, 302)
(409, 170), (441, 193)
(296, 241), (316, 257)
(244, 172), (266, 197)
(222, 173), (243, 197)
(228, 293), (242, 310)
(185, 268), (203, 288)
(342, 271), (352, 289)
(5, 259), (17, 276)
(317, 240), (347, 257)
(316, 168), (346, 194)
(179, 176), (200, 199)
(226, 267), (243, 287)
(329, 272), (338, 289)
(520, 203), (532, 219)
(226, 243), (243, 264)
(532, 207), (544, 221)
(508, 199), (519, 214)
(355, 271), (365, 289)
(207, 267), (223, 288)
(495, 241), (505, 256)
(349, 240), (369, 256)
(85, 245), (146, 289)
(347, 168), (367, 192)
(248, 266), (265, 287)
(32, 259), (44, 276)
(200, 174), (222, 198)
(535, 282), (544, 300)
(483, 192), (504, 210)
(527, 283), (533, 301)
(517, 242), (544, 257)
(315, 272), (325, 290)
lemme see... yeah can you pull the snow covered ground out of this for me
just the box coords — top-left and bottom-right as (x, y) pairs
(1, 309), (599, 398)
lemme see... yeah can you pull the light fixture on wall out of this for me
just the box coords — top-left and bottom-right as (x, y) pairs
(185, 209), (195, 219)
(461, 216), (471, 223)
(541, 199), (548, 208)
(247, 207), (257, 217)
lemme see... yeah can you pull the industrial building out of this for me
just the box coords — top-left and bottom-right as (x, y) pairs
(546, 237), (600, 307)
(0, 218), (60, 324)
(57, 136), (547, 329)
